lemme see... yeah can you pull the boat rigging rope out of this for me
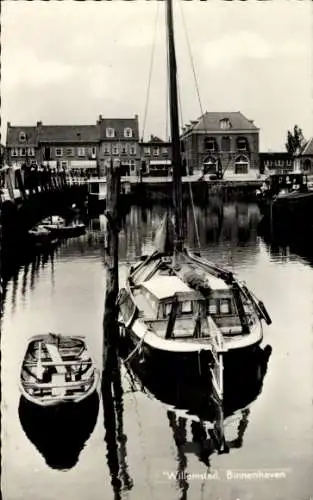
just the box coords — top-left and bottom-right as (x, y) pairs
(123, 329), (149, 364)
(141, 3), (160, 141)
(177, 79), (202, 254)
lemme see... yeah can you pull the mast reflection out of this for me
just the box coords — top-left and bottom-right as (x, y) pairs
(120, 340), (271, 496)
(102, 351), (133, 499)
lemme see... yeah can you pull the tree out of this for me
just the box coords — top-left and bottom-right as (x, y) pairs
(285, 125), (305, 155)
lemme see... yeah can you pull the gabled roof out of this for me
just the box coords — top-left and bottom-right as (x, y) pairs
(39, 125), (99, 143)
(182, 111), (259, 134)
(6, 126), (39, 146)
(301, 137), (313, 156)
(98, 117), (139, 140)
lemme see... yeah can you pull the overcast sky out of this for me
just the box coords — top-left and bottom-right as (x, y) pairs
(2, 0), (312, 151)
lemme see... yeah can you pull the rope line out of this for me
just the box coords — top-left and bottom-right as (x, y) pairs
(177, 78), (202, 254)
(141, 3), (160, 142)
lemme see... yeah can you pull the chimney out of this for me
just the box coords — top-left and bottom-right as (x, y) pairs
(7, 122), (11, 128)
(37, 121), (42, 127)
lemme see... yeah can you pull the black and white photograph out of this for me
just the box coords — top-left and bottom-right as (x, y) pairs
(1, 1), (313, 499)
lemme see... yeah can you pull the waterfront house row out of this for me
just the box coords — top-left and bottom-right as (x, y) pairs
(6, 116), (141, 177)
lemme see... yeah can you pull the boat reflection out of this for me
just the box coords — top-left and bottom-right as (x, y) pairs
(18, 390), (99, 470)
(120, 340), (272, 474)
(102, 351), (133, 499)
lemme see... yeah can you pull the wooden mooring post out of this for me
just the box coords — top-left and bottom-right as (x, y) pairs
(102, 160), (121, 376)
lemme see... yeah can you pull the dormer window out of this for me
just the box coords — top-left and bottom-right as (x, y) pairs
(106, 128), (115, 138)
(124, 127), (132, 138)
(19, 131), (26, 142)
(153, 147), (159, 156)
(220, 118), (231, 130)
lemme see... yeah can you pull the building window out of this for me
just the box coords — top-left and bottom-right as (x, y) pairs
(162, 147), (168, 156)
(129, 160), (136, 174)
(121, 145), (127, 155)
(203, 156), (218, 174)
(236, 137), (248, 151)
(153, 147), (159, 156)
(112, 146), (119, 155)
(220, 118), (231, 130)
(55, 148), (63, 157)
(61, 161), (68, 169)
(19, 131), (26, 142)
(11, 148), (18, 156)
(20, 148), (26, 156)
(130, 146), (136, 155)
(124, 128), (133, 138)
(234, 155), (249, 174)
(303, 159), (312, 172)
(221, 136), (231, 152)
(78, 147), (85, 157)
(204, 137), (217, 152)
(144, 147), (151, 156)
(103, 145), (110, 154)
(66, 148), (74, 156)
(27, 147), (35, 156)
(106, 128), (115, 138)
(91, 147), (96, 156)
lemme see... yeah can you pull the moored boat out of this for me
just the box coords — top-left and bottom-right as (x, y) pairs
(28, 224), (58, 246)
(118, 0), (271, 390)
(41, 215), (86, 238)
(19, 333), (99, 406)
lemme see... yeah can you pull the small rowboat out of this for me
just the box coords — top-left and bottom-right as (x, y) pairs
(19, 333), (99, 406)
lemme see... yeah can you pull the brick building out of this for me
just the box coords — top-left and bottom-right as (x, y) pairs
(139, 135), (172, 176)
(259, 152), (293, 174)
(97, 115), (140, 176)
(300, 137), (313, 173)
(6, 115), (140, 177)
(181, 111), (260, 178)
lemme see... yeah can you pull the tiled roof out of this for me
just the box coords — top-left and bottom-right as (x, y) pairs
(6, 126), (39, 146)
(39, 125), (99, 143)
(98, 117), (139, 140)
(301, 137), (313, 156)
(182, 111), (259, 134)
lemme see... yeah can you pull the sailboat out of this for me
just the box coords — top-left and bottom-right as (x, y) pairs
(117, 0), (271, 387)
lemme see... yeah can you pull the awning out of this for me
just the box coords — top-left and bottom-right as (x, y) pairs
(150, 160), (171, 166)
(70, 160), (97, 169)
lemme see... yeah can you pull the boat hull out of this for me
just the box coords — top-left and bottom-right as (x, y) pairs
(19, 334), (99, 407)
(121, 327), (215, 386)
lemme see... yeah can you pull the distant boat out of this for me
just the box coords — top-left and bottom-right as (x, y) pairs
(28, 225), (58, 246)
(41, 215), (86, 237)
(19, 333), (99, 406)
(257, 172), (313, 232)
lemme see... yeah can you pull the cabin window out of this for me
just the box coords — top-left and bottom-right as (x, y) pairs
(220, 299), (231, 314)
(181, 301), (192, 314)
(208, 300), (217, 314)
(163, 303), (171, 317)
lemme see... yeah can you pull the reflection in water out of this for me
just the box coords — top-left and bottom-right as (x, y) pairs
(120, 341), (272, 496)
(18, 391), (99, 470)
(102, 352), (133, 499)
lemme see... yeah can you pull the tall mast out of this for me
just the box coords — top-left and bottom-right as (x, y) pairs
(166, 0), (184, 252)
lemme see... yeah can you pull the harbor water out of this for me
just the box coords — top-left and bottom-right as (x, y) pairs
(1, 200), (313, 500)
